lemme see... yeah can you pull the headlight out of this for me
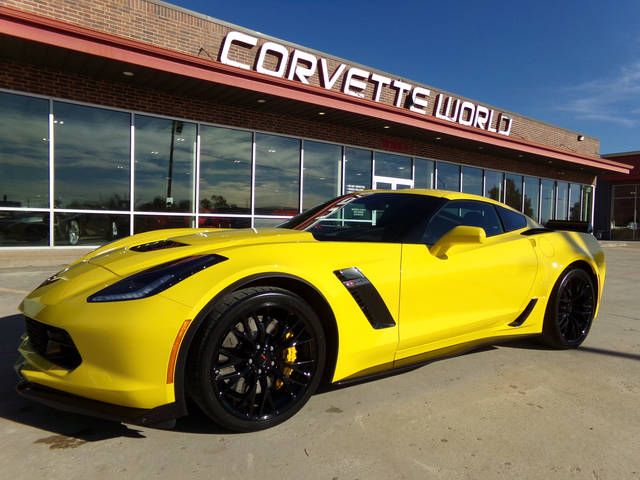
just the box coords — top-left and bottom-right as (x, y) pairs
(87, 254), (227, 302)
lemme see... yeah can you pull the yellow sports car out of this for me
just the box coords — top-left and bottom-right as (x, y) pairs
(15, 190), (605, 432)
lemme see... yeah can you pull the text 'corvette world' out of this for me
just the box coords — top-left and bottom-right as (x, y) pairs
(15, 190), (605, 432)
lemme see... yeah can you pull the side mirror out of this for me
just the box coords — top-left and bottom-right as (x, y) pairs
(429, 225), (486, 258)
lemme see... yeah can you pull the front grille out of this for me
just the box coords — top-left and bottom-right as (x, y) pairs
(24, 317), (82, 370)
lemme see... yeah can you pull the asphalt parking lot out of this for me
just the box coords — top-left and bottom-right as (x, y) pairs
(0, 245), (638, 480)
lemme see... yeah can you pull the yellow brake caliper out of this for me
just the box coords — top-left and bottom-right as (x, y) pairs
(276, 332), (297, 389)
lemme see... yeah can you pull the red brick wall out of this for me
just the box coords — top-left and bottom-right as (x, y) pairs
(0, 0), (599, 158)
(0, 58), (595, 185)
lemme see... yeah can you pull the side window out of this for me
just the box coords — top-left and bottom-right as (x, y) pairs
(496, 205), (527, 232)
(422, 200), (503, 245)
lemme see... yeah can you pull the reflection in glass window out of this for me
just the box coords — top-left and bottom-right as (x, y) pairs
(344, 148), (371, 193)
(54, 213), (128, 246)
(303, 141), (342, 210)
(524, 177), (540, 221)
(569, 183), (582, 220)
(134, 215), (193, 233)
(556, 182), (568, 220)
(0, 93), (49, 208)
(197, 216), (251, 229)
(255, 217), (291, 228)
(462, 166), (482, 195)
(414, 158), (434, 188)
(0, 210), (49, 246)
(505, 174), (523, 211)
(254, 133), (300, 215)
(437, 162), (460, 191)
(582, 186), (593, 223)
(199, 126), (251, 214)
(134, 115), (196, 213)
(541, 179), (555, 224)
(375, 152), (412, 179)
(484, 170), (503, 201)
(54, 102), (130, 210)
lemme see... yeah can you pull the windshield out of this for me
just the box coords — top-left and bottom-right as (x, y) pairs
(280, 192), (446, 243)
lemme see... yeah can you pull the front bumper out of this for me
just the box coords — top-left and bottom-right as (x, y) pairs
(16, 380), (183, 427)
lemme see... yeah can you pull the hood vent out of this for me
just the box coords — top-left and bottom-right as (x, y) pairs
(130, 240), (187, 252)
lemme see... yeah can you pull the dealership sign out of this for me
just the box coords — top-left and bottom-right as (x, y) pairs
(220, 32), (513, 136)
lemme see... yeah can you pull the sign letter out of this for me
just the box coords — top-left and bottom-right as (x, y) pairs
(343, 68), (370, 98)
(220, 31), (258, 70)
(287, 49), (318, 84)
(256, 42), (290, 78)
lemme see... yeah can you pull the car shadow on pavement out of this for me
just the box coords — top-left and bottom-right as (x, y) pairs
(0, 313), (147, 442)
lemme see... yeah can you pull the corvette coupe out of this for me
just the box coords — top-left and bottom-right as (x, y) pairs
(15, 190), (605, 432)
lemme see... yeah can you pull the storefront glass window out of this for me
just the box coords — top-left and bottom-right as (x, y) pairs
(484, 170), (503, 201)
(54, 102), (130, 210)
(540, 179), (555, 225)
(54, 212), (129, 246)
(556, 182), (569, 220)
(254, 133), (300, 215)
(568, 183), (582, 220)
(199, 126), (251, 214)
(611, 185), (637, 240)
(0, 210), (49, 246)
(375, 152), (412, 179)
(462, 166), (483, 196)
(134, 214), (193, 233)
(524, 177), (540, 221)
(197, 216), (251, 229)
(414, 158), (434, 188)
(505, 174), (523, 211)
(0, 93), (49, 208)
(134, 115), (196, 212)
(303, 141), (342, 210)
(437, 162), (460, 191)
(344, 147), (371, 193)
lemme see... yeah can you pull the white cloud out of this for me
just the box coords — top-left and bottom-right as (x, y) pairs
(556, 61), (640, 127)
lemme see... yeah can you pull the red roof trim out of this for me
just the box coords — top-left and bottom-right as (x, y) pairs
(0, 5), (631, 174)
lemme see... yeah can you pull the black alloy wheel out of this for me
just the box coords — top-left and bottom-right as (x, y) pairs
(542, 268), (596, 348)
(188, 287), (326, 432)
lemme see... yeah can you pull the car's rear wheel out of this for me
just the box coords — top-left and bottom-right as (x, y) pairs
(187, 287), (326, 432)
(542, 268), (595, 348)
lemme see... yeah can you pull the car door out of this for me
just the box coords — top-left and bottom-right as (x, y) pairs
(396, 200), (539, 360)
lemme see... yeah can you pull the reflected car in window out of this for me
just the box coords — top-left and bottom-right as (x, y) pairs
(16, 190), (605, 432)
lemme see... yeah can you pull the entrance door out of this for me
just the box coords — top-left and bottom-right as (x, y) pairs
(374, 176), (413, 190)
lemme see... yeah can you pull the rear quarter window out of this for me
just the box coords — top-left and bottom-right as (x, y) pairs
(496, 206), (527, 232)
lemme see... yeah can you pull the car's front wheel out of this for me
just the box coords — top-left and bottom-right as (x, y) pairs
(542, 268), (596, 348)
(187, 287), (326, 432)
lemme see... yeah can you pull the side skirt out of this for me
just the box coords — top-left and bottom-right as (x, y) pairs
(333, 333), (538, 386)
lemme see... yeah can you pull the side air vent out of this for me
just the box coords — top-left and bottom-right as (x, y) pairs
(521, 228), (553, 236)
(509, 298), (538, 327)
(334, 267), (396, 329)
(130, 240), (187, 252)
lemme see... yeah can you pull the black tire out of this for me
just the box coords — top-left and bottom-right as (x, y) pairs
(542, 268), (596, 348)
(187, 287), (326, 432)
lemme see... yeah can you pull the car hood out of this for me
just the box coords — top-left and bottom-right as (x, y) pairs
(85, 228), (315, 277)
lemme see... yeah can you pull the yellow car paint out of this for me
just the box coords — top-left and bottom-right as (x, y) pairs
(16, 189), (606, 422)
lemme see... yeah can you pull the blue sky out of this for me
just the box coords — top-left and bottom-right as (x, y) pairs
(172, 0), (640, 155)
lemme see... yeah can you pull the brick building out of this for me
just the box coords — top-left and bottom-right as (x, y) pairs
(0, 0), (631, 247)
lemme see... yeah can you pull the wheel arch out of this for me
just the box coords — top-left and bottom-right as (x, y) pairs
(172, 272), (339, 417)
(565, 259), (599, 299)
